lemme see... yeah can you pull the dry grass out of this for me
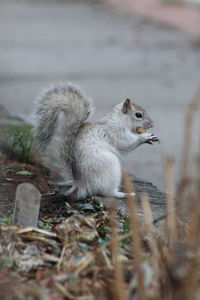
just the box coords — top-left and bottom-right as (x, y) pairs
(0, 88), (200, 300)
(108, 86), (200, 300)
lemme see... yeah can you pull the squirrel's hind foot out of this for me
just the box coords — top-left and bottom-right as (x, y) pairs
(113, 190), (135, 199)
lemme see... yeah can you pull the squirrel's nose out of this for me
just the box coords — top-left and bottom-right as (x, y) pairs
(144, 120), (154, 129)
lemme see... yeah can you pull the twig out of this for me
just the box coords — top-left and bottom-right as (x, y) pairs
(110, 197), (126, 300)
(57, 244), (67, 272)
(55, 282), (77, 300)
(123, 173), (146, 300)
(187, 155), (200, 247)
(177, 86), (200, 200)
(141, 193), (154, 232)
(74, 253), (94, 277)
(164, 156), (177, 246)
(141, 192), (160, 274)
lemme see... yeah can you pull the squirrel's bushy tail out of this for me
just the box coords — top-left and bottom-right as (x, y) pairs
(33, 83), (93, 184)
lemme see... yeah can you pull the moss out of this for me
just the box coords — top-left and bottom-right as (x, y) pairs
(0, 208), (13, 226)
(0, 123), (34, 163)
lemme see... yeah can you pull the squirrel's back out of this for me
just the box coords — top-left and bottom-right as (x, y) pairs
(33, 83), (93, 183)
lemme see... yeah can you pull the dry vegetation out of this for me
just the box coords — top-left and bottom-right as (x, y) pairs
(0, 89), (200, 300)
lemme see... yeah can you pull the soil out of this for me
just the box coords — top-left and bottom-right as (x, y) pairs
(0, 160), (70, 217)
(0, 159), (166, 223)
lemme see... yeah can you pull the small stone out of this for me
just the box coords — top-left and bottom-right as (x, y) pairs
(13, 183), (41, 227)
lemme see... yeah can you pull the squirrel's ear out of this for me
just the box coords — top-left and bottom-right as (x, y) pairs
(122, 98), (132, 114)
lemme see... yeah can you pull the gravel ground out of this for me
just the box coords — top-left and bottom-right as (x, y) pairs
(0, 0), (200, 190)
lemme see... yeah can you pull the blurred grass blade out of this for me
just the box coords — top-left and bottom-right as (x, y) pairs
(177, 86), (200, 199)
(123, 173), (146, 300)
(164, 156), (177, 246)
(110, 197), (126, 300)
(141, 193), (160, 275)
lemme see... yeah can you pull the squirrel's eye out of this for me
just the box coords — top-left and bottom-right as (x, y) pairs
(135, 112), (143, 119)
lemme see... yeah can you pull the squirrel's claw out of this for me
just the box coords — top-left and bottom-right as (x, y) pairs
(141, 133), (160, 144)
(151, 136), (160, 143)
(145, 140), (153, 145)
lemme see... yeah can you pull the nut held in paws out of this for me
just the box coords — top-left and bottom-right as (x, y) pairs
(136, 127), (146, 134)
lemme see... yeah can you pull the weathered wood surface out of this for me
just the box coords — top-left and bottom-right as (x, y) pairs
(99, 176), (166, 222)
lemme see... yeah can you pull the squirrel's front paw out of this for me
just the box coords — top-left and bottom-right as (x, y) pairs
(139, 132), (160, 145)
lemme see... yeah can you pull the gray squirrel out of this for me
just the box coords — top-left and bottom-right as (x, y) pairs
(33, 83), (159, 200)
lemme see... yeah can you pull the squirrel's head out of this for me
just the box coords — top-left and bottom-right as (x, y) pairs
(122, 98), (154, 132)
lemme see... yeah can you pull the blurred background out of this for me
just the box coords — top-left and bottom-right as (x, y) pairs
(0, 0), (200, 190)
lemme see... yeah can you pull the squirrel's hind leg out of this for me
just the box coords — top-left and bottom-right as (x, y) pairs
(48, 179), (74, 187)
(63, 185), (86, 201)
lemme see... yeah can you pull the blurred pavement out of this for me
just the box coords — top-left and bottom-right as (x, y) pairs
(104, 0), (200, 39)
(0, 0), (200, 190)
